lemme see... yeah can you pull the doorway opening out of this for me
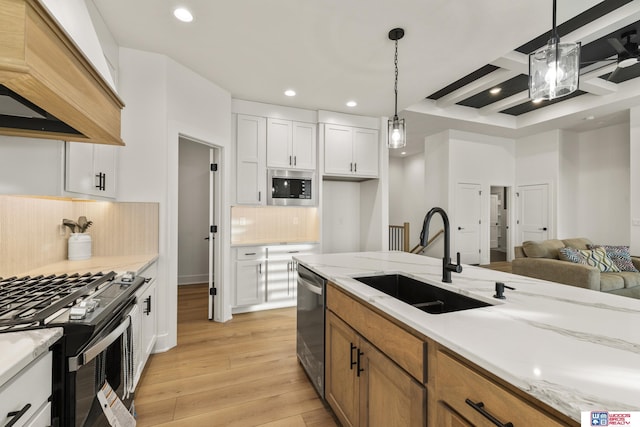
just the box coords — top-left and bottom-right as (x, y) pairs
(489, 186), (510, 263)
(178, 136), (221, 320)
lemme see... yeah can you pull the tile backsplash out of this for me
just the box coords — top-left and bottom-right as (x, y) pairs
(231, 206), (319, 245)
(0, 195), (158, 277)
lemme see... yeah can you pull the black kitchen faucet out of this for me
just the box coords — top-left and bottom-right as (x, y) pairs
(419, 207), (463, 283)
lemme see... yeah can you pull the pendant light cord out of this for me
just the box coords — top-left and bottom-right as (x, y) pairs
(394, 39), (399, 117)
(551, 0), (559, 43)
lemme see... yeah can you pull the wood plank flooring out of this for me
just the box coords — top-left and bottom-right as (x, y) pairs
(134, 284), (337, 426)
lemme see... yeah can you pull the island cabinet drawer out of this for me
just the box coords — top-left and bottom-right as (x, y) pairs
(326, 282), (426, 383)
(0, 352), (52, 427)
(435, 351), (570, 427)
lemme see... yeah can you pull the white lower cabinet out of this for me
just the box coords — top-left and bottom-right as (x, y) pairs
(0, 352), (52, 427)
(233, 243), (318, 313)
(134, 262), (158, 389)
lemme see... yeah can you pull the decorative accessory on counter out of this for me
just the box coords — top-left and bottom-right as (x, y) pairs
(588, 244), (639, 272)
(387, 27), (406, 149)
(63, 216), (93, 260)
(528, 0), (580, 101)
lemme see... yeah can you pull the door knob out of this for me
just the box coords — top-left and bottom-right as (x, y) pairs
(458, 226), (464, 230)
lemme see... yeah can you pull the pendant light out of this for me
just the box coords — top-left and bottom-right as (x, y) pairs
(529, 0), (580, 101)
(388, 28), (406, 149)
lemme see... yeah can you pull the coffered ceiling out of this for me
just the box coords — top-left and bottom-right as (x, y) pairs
(90, 0), (640, 157)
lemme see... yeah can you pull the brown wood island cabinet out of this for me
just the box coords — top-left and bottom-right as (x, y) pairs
(325, 282), (578, 427)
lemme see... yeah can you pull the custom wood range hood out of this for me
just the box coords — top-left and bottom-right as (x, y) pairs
(0, 0), (124, 145)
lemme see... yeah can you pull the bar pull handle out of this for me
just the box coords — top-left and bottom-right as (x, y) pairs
(144, 296), (152, 315)
(354, 163), (357, 173)
(465, 399), (514, 427)
(6, 403), (31, 427)
(289, 155), (292, 166)
(294, 156), (297, 166)
(258, 191), (261, 202)
(356, 349), (364, 377)
(349, 343), (357, 370)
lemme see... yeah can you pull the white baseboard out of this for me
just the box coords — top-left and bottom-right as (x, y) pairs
(178, 274), (208, 285)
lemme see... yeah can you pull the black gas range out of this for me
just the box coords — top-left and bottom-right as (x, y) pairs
(0, 270), (146, 426)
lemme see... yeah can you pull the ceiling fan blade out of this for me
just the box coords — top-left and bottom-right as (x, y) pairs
(608, 37), (628, 54)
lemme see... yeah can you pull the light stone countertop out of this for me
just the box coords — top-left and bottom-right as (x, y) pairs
(17, 254), (159, 277)
(294, 251), (640, 423)
(0, 328), (63, 386)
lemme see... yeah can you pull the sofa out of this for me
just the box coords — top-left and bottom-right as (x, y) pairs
(512, 237), (640, 298)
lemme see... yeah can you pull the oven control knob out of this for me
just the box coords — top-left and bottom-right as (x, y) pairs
(69, 307), (87, 320)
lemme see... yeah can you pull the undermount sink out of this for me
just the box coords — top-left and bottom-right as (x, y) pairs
(354, 274), (490, 314)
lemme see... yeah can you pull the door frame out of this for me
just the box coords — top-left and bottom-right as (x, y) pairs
(488, 185), (513, 262)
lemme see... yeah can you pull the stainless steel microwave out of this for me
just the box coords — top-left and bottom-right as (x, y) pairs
(267, 169), (316, 206)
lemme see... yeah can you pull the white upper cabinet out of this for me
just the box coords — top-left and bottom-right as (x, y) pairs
(323, 124), (378, 178)
(236, 114), (267, 205)
(267, 119), (316, 171)
(65, 142), (117, 198)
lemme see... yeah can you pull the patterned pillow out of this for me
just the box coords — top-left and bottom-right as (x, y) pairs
(577, 247), (620, 272)
(588, 244), (639, 272)
(558, 247), (587, 264)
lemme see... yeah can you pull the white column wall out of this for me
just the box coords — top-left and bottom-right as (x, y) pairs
(630, 107), (640, 255)
(117, 47), (232, 351)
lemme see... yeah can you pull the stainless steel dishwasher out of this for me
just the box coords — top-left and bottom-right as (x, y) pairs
(296, 263), (326, 399)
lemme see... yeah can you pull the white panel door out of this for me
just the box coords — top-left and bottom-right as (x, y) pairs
(518, 184), (550, 242)
(352, 127), (379, 177)
(324, 124), (353, 175)
(455, 183), (481, 265)
(292, 122), (316, 170)
(236, 115), (266, 204)
(490, 194), (499, 248)
(266, 118), (292, 169)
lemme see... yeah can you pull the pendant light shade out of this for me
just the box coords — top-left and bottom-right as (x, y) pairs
(388, 28), (406, 149)
(528, 0), (581, 101)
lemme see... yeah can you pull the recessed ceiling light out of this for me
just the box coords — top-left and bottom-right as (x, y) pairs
(584, 115), (595, 121)
(346, 101), (357, 107)
(489, 87), (501, 95)
(173, 7), (193, 22)
(400, 151), (406, 155)
(284, 89), (296, 97)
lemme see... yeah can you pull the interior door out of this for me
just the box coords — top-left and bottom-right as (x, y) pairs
(208, 148), (218, 320)
(455, 183), (481, 265)
(517, 184), (550, 243)
(490, 194), (499, 248)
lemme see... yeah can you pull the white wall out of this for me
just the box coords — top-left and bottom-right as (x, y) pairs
(576, 123), (630, 245)
(322, 180), (361, 253)
(0, 137), (64, 195)
(178, 138), (210, 285)
(388, 153), (426, 249)
(631, 107), (640, 255)
(117, 47), (232, 351)
(558, 131), (580, 238)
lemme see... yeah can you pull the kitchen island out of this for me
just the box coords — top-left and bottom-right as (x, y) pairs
(295, 251), (640, 426)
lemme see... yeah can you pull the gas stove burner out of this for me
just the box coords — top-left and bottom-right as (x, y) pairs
(0, 271), (116, 328)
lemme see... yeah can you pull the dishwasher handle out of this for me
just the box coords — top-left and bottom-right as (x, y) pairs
(68, 315), (131, 372)
(298, 276), (323, 295)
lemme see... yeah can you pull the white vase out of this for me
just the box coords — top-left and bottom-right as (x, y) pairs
(68, 233), (92, 260)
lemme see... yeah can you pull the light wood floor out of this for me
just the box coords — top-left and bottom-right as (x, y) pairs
(134, 284), (337, 427)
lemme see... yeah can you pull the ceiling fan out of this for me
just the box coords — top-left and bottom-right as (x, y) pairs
(605, 30), (640, 80)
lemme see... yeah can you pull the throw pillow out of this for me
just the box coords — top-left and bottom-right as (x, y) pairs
(558, 247), (587, 264)
(577, 248), (621, 273)
(588, 244), (639, 272)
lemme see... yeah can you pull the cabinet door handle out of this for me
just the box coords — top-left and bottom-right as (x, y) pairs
(6, 403), (31, 427)
(349, 343), (357, 370)
(144, 296), (152, 315)
(294, 156), (297, 166)
(95, 172), (103, 190)
(354, 163), (357, 173)
(356, 349), (364, 377)
(102, 173), (106, 191)
(465, 399), (513, 427)
(258, 191), (261, 202)
(350, 162), (353, 172)
(245, 252), (256, 256)
(289, 155), (292, 166)
(259, 263), (262, 275)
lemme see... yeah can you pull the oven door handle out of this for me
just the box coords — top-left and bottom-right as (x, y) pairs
(298, 276), (323, 295)
(68, 316), (131, 372)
